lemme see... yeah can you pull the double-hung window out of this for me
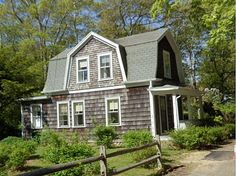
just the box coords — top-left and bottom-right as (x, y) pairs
(98, 52), (112, 80)
(163, 50), (171, 79)
(77, 57), (89, 83)
(72, 101), (85, 127)
(57, 102), (70, 128)
(106, 97), (121, 126)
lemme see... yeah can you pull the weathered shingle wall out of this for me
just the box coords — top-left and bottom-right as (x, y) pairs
(68, 38), (123, 91)
(39, 87), (151, 136)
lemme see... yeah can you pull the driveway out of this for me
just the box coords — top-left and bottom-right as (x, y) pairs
(166, 140), (235, 176)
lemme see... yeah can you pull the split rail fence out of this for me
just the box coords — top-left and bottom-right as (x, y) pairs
(18, 135), (162, 176)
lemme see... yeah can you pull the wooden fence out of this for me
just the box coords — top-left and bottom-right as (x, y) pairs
(18, 135), (162, 176)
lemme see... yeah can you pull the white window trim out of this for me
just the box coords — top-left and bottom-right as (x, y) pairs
(163, 50), (171, 79)
(98, 52), (113, 81)
(57, 101), (70, 128)
(30, 104), (43, 129)
(71, 100), (86, 128)
(105, 97), (121, 126)
(76, 56), (90, 83)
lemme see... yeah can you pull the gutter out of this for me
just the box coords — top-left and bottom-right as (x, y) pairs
(124, 78), (162, 88)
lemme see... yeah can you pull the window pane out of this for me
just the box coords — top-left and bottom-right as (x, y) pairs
(74, 115), (84, 126)
(109, 100), (118, 111)
(78, 60), (87, 70)
(101, 67), (111, 79)
(78, 70), (88, 82)
(108, 112), (119, 124)
(100, 55), (110, 67)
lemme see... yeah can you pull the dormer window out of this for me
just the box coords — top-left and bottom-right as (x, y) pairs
(163, 50), (171, 79)
(76, 56), (89, 83)
(98, 52), (113, 80)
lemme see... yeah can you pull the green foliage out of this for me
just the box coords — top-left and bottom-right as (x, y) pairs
(122, 130), (156, 168)
(39, 130), (99, 176)
(170, 124), (235, 150)
(94, 125), (117, 148)
(0, 137), (36, 170)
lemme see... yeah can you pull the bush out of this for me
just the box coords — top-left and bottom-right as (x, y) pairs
(94, 125), (117, 148)
(170, 124), (235, 150)
(39, 129), (65, 147)
(0, 137), (36, 170)
(39, 131), (99, 176)
(122, 130), (156, 168)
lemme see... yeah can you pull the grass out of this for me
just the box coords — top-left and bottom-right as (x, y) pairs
(3, 141), (189, 176)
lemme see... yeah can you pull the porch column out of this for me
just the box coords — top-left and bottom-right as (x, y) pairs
(187, 96), (192, 119)
(172, 95), (179, 129)
(149, 81), (156, 136)
(198, 95), (203, 118)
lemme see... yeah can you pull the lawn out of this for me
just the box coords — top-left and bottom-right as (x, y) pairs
(7, 141), (188, 176)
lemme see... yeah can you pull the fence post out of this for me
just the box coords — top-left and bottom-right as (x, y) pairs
(100, 146), (108, 176)
(155, 135), (162, 169)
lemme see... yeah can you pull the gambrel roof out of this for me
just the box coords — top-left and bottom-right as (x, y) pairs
(43, 28), (184, 94)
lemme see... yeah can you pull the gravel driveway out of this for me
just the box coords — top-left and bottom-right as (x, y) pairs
(166, 140), (235, 176)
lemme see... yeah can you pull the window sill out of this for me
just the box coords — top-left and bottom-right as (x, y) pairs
(57, 126), (70, 129)
(77, 81), (90, 84)
(107, 124), (121, 127)
(98, 78), (113, 81)
(72, 126), (86, 128)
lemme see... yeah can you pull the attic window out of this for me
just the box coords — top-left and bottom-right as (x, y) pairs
(98, 52), (113, 80)
(76, 56), (89, 83)
(163, 50), (171, 79)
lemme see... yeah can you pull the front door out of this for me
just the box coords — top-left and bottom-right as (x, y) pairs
(159, 96), (168, 134)
(31, 104), (42, 129)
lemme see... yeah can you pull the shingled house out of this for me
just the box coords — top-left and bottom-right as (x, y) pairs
(20, 28), (202, 138)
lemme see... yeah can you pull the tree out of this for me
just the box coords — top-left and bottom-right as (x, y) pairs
(0, 0), (96, 138)
(151, 0), (235, 95)
(96, 0), (160, 39)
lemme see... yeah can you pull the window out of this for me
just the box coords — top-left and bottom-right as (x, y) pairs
(98, 52), (112, 80)
(106, 97), (121, 126)
(57, 102), (70, 128)
(72, 101), (85, 127)
(76, 57), (89, 83)
(31, 104), (42, 129)
(163, 50), (171, 79)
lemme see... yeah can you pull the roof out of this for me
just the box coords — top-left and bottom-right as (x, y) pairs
(149, 85), (201, 96)
(115, 28), (168, 81)
(42, 28), (184, 94)
(114, 28), (167, 46)
(19, 95), (50, 101)
(42, 49), (72, 93)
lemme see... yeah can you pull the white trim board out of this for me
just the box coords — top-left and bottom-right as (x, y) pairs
(69, 85), (126, 94)
(105, 96), (121, 126)
(71, 100), (86, 128)
(56, 101), (70, 128)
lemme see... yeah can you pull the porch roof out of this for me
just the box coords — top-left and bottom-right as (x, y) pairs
(149, 85), (201, 96)
(19, 95), (51, 101)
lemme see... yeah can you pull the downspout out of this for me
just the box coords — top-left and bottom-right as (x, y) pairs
(148, 81), (156, 136)
(20, 103), (24, 138)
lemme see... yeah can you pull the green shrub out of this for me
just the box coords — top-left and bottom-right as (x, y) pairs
(170, 124), (235, 150)
(223, 123), (235, 138)
(40, 131), (99, 176)
(122, 130), (156, 168)
(39, 129), (65, 147)
(94, 125), (117, 148)
(0, 137), (36, 170)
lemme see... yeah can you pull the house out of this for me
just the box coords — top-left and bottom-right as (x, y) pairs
(20, 28), (202, 138)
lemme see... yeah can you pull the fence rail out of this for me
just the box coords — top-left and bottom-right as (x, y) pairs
(18, 135), (162, 176)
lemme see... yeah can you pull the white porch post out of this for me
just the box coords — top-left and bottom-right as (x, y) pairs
(172, 95), (179, 129)
(198, 95), (203, 118)
(187, 96), (192, 119)
(149, 81), (156, 136)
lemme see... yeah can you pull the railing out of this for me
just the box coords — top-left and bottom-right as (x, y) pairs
(18, 135), (162, 176)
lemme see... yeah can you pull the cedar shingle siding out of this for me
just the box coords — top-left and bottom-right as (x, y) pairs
(68, 38), (123, 90)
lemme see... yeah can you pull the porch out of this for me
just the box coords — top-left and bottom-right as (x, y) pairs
(149, 85), (202, 136)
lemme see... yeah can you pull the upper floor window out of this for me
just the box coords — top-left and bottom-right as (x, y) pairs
(57, 101), (70, 128)
(163, 50), (171, 79)
(72, 101), (85, 127)
(76, 56), (89, 83)
(98, 52), (113, 80)
(106, 97), (121, 126)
